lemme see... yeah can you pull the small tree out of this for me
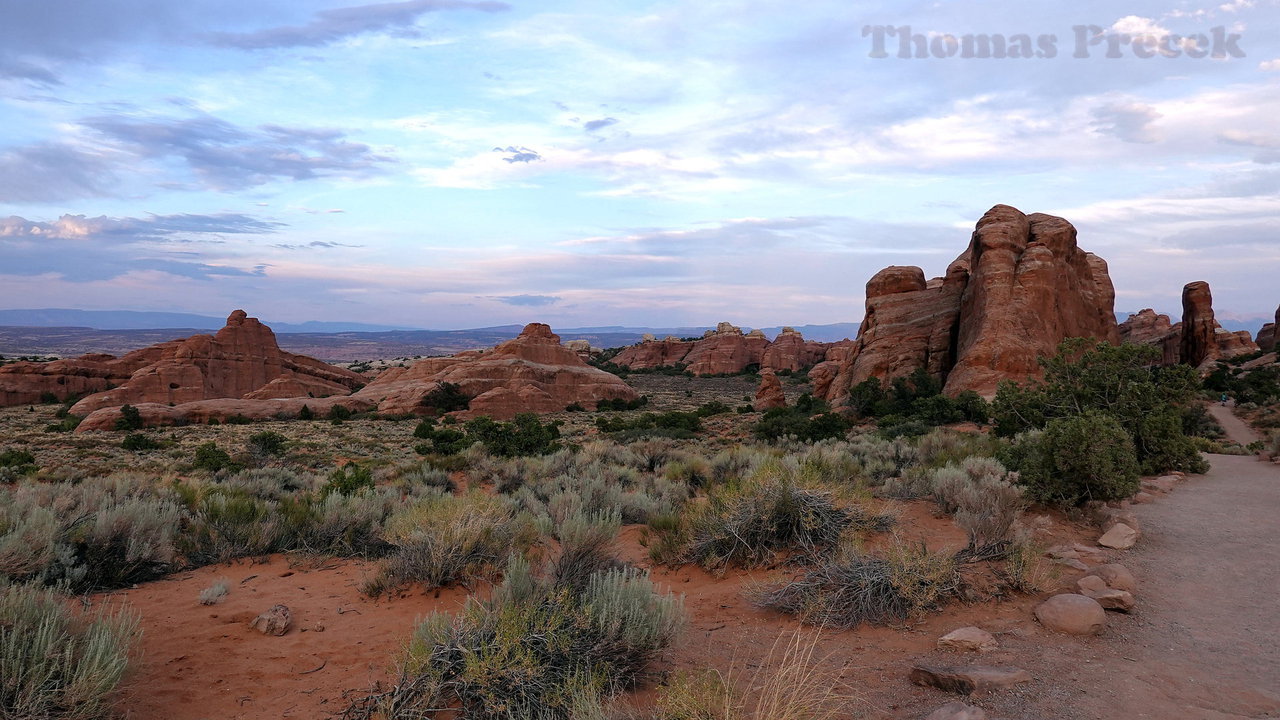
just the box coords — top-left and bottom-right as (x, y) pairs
(114, 404), (143, 431)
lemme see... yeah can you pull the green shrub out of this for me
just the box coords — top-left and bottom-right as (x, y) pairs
(693, 400), (731, 418)
(43, 416), (82, 433)
(0, 580), (140, 720)
(368, 492), (536, 593)
(420, 382), (471, 414)
(328, 404), (353, 422)
(192, 442), (235, 473)
(1000, 412), (1140, 507)
(413, 417), (474, 456)
(323, 464), (374, 497)
(224, 414), (252, 425)
(246, 431), (288, 459)
(113, 404), (143, 431)
(596, 411), (702, 438)
(752, 407), (851, 443)
(38, 391), (59, 404)
(348, 556), (684, 719)
(121, 433), (160, 452)
(596, 396), (650, 412)
(0, 449), (36, 477)
(297, 404), (315, 420)
(991, 339), (1206, 476)
(176, 488), (282, 565)
(468, 414), (562, 457)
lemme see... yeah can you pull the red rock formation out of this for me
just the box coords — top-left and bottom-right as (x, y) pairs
(1217, 329), (1260, 359)
(759, 328), (828, 373)
(1256, 305), (1277, 353)
(681, 323), (771, 376)
(66, 311), (364, 416)
(0, 347), (169, 407)
(354, 323), (637, 418)
(1180, 281), (1218, 369)
(610, 337), (695, 370)
(1118, 309), (1172, 345)
(823, 205), (1120, 403)
(753, 371), (786, 411)
(946, 208), (1120, 395)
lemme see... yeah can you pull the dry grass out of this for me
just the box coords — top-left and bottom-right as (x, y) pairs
(655, 630), (857, 720)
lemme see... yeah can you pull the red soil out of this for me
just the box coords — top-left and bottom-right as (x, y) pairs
(95, 500), (1106, 719)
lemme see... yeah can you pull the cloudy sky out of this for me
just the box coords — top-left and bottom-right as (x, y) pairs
(1, 0), (1277, 330)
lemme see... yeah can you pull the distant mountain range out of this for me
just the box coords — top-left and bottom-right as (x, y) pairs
(0, 309), (862, 362)
(0, 309), (423, 334)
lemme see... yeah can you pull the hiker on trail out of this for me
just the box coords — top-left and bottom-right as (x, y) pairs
(1221, 392), (1228, 406)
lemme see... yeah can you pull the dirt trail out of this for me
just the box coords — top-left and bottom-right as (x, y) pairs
(1208, 403), (1261, 446)
(1065, 452), (1280, 719)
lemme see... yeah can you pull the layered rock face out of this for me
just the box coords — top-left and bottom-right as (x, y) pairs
(0, 351), (160, 407)
(354, 323), (638, 418)
(822, 205), (1120, 403)
(612, 323), (845, 376)
(68, 311), (364, 416)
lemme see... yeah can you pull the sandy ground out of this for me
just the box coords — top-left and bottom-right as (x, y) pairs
(92, 411), (1280, 719)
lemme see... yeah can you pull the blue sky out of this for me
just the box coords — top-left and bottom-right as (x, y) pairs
(1, 0), (1277, 329)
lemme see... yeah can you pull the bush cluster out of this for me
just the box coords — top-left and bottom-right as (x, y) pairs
(347, 555), (684, 719)
(992, 339), (1208, 481)
(415, 413), (563, 457)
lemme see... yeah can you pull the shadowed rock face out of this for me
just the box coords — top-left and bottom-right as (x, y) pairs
(353, 322), (638, 418)
(822, 205), (1120, 404)
(1259, 315), (1277, 353)
(1181, 281), (1219, 369)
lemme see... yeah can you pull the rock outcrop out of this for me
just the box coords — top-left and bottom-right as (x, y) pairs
(1118, 309), (1172, 345)
(753, 371), (786, 411)
(1258, 305), (1278, 352)
(353, 323), (637, 418)
(64, 311), (364, 417)
(680, 323), (771, 376)
(612, 324), (846, 377)
(759, 327), (828, 373)
(0, 349), (170, 407)
(2, 310), (363, 416)
(1140, 282), (1262, 370)
(823, 205), (1120, 404)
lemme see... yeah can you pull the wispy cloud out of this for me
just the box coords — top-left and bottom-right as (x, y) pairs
(208, 0), (510, 50)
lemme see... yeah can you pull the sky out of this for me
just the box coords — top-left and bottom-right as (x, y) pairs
(0, 0), (1277, 330)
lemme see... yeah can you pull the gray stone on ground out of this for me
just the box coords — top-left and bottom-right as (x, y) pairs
(925, 701), (988, 720)
(909, 664), (1031, 695)
(1034, 593), (1106, 635)
(938, 627), (998, 653)
(250, 604), (292, 636)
